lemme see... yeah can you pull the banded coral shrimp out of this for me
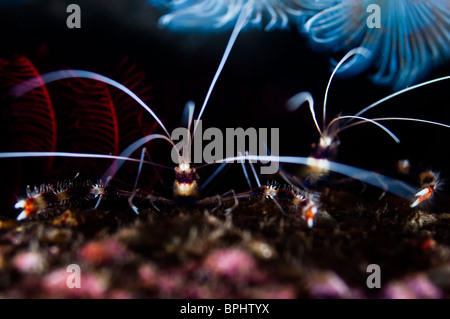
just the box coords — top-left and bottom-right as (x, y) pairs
(281, 47), (450, 207)
(2, 77), (425, 230)
(0, 3), (286, 220)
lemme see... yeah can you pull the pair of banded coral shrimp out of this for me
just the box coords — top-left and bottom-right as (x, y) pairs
(2, 70), (446, 228)
(1, 6), (448, 227)
(4, 62), (448, 228)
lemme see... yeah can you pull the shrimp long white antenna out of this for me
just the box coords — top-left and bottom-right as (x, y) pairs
(214, 155), (418, 199)
(287, 91), (323, 137)
(192, 1), (252, 138)
(9, 69), (172, 139)
(326, 115), (401, 143)
(287, 47), (371, 137)
(184, 101), (195, 164)
(371, 118), (450, 129)
(102, 133), (175, 182)
(343, 117), (450, 132)
(322, 47), (371, 129)
(0, 151), (156, 166)
(353, 75), (450, 119)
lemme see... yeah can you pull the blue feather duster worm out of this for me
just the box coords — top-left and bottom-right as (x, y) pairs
(302, 0), (450, 89)
(148, 0), (324, 32)
(149, 0), (450, 90)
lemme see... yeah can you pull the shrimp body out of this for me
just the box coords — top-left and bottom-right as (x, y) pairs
(411, 171), (440, 208)
(14, 182), (108, 221)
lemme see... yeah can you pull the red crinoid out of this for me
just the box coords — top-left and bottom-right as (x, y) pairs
(0, 54), (57, 164)
(52, 57), (160, 186)
(0, 55), (57, 216)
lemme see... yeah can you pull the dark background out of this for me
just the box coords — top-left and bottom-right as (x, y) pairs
(1, 0), (450, 216)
